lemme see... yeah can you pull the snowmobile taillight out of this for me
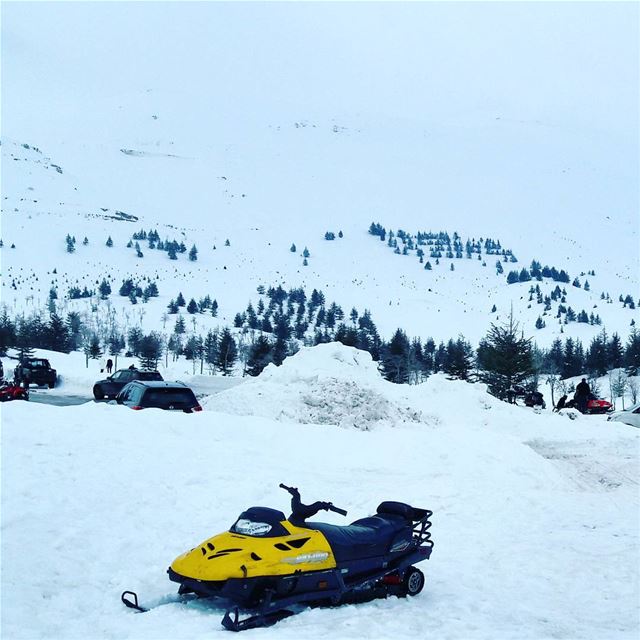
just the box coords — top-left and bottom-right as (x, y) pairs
(382, 574), (402, 585)
(131, 405), (144, 411)
(193, 405), (203, 412)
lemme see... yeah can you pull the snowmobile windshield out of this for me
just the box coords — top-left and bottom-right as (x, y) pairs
(229, 507), (289, 537)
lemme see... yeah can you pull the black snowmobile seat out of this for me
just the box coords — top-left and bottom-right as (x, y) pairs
(376, 501), (425, 521)
(305, 506), (415, 562)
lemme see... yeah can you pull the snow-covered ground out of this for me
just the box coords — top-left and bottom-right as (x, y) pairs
(2, 344), (638, 639)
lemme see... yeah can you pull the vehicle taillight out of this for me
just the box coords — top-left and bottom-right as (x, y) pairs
(193, 405), (203, 412)
(131, 405), (144, 411)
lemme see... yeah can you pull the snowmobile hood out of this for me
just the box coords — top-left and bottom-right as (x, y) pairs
(170, 522), (336, 581)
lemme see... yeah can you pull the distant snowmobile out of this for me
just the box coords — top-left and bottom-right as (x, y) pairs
(0, 381), (29, 402)
(122, 484), (434, 631)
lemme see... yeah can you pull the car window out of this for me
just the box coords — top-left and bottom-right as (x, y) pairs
(140, 371), (163, 381)
(633, 407), (640, 414)
(142, 388), (197, 408)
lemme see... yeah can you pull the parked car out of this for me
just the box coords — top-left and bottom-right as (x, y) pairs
(0, 381), (29, 402)
(115, 380), (202, 413)
(607, 403), (640, 428)
(93, 368), (163, 399)
(14, 358), (57, 388)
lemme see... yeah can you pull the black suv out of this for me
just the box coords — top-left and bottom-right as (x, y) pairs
(14, 358), (57, 388)
(93, 368), (163, 399)
(115, 380), (202, 413)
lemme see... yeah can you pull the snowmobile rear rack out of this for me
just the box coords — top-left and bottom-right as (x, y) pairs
(413, 509), (434, 549)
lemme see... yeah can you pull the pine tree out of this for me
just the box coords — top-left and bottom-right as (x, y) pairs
(176, 292), (186, 307)
(126, 327), (143, 356)
(211, 299), (219, 317)
(290, 243), (297, 253)
(303, 247), (310, 258)
(173, 316), (186, 335)
(98, 279), (111, 299)
(187, 299), (198, 314)
(476, 314), (533, 400)
(106, 236), (113, 248)
(85, 334), (103, 361)
(216, 328), (237, 375)
(607, 333), (624, 369)
(624, 328), (640, 375)
(138, 332), (163, 370)
(167, 299), (179, 314)
(189, 244), (198, 261)
(380, 329), (411, 384)
(203, 331), (219, 372)
(45, 313), (70, 353)
(444, 337), (474, 380)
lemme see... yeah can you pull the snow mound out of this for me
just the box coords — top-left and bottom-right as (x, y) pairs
(203, 343), (424, 430)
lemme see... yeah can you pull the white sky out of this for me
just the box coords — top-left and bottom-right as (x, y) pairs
(3, 1), (638, 136)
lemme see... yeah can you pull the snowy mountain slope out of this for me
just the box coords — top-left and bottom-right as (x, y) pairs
(2, 345), (638, 639)
(1, 130), (637, 346)
(1, 3), (638, 346)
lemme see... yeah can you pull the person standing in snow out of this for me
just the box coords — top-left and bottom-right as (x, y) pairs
(574, 378), (591, 413)
(106, 358), (113, 374)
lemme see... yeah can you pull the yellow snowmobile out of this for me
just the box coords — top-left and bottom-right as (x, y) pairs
(122, 484), (433, 631)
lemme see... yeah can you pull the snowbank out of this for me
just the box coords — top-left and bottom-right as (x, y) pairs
(203, 343), (424, 429)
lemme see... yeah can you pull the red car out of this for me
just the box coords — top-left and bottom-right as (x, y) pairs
(0, 382), (29, 402)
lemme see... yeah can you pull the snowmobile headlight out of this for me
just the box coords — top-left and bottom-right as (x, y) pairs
(233, 519), (272, 536)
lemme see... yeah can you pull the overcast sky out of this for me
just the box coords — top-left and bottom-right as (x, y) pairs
(3, 1), (638, 137)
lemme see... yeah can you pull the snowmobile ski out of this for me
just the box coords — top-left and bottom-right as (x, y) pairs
(120, 590), (203, 613)
(221, 607), (295, 632)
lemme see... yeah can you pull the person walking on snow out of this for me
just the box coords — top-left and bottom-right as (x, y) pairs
(574, 378), (591, 414)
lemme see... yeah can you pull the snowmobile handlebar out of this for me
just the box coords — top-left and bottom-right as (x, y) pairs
(279, 484), (347, 517)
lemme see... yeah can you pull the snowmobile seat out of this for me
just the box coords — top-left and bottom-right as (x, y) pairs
(305, 513), (408, 562)
(377, 501), (428, 522)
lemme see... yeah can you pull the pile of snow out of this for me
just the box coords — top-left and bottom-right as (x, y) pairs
(203, 343), (425, 430)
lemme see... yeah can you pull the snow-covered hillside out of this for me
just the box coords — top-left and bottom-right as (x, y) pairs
(2, 344), (638, 639)
(1, 3), (638, 346)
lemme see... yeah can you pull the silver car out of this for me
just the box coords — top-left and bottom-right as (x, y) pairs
(607, 402), (640, 428)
